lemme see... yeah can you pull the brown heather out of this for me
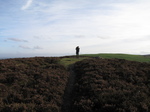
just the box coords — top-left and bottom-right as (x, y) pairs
(71, 58), (150, 112)
(0, 57), (150, 112)
(0, 57), (69, 112)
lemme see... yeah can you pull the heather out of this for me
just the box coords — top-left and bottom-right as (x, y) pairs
(0, 57), (69, 112)
(72, 58), (150, 112)
(0, 56), (150, 112)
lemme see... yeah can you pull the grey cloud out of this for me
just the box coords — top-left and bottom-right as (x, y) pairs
(33, 36), (40, 39)
(19, 45), (43, 50)
(33, 35), (52, 39)
(74, 35), (85, 38)
(19, 45), (31, 49)
(33, 46), (43, 49)
(8, 38), (28, 42)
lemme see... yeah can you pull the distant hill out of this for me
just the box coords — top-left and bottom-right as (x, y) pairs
(0, 56), (150, 112)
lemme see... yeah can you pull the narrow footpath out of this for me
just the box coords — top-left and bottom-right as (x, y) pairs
(61, 65), (76, 112)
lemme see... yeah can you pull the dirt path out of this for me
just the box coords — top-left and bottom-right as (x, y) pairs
(61, 65), (76, 112)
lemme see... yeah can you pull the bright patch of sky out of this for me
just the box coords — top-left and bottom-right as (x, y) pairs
(0, 0), (150, 58)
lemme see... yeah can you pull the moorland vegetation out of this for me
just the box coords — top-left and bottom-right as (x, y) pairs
(0, 57), (69, 112)
(0, 54), (150, 112)
(72, 58), (150, 112)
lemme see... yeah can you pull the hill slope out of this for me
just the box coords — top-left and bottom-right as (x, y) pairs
(71, 58), (150, 112)
(0, 57), (69, 112)
(0, 56), (150, 112)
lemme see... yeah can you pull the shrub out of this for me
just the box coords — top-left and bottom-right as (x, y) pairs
(0, 57), (69, 112)
(72, 58), (150, 112)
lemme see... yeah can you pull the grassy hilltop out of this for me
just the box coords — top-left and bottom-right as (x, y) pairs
(60, 54), (150, 67)
(82, 53), (150, 62)
(0, 54), (150, 112)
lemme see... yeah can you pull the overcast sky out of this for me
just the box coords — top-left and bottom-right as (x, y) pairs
(0, 0), (150, 58)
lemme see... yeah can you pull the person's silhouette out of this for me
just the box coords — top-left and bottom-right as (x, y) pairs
(75, 46), (80, 58)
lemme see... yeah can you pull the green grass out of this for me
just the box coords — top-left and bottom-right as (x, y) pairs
(59, 57), (88, 68)
(82, 53), (150, 62)
(59, 54), (150, 68)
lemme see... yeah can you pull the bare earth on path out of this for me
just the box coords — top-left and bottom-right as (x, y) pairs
(61, 65), (76, 112)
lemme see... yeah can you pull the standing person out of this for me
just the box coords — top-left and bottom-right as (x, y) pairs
(75, 46), (80, 58)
